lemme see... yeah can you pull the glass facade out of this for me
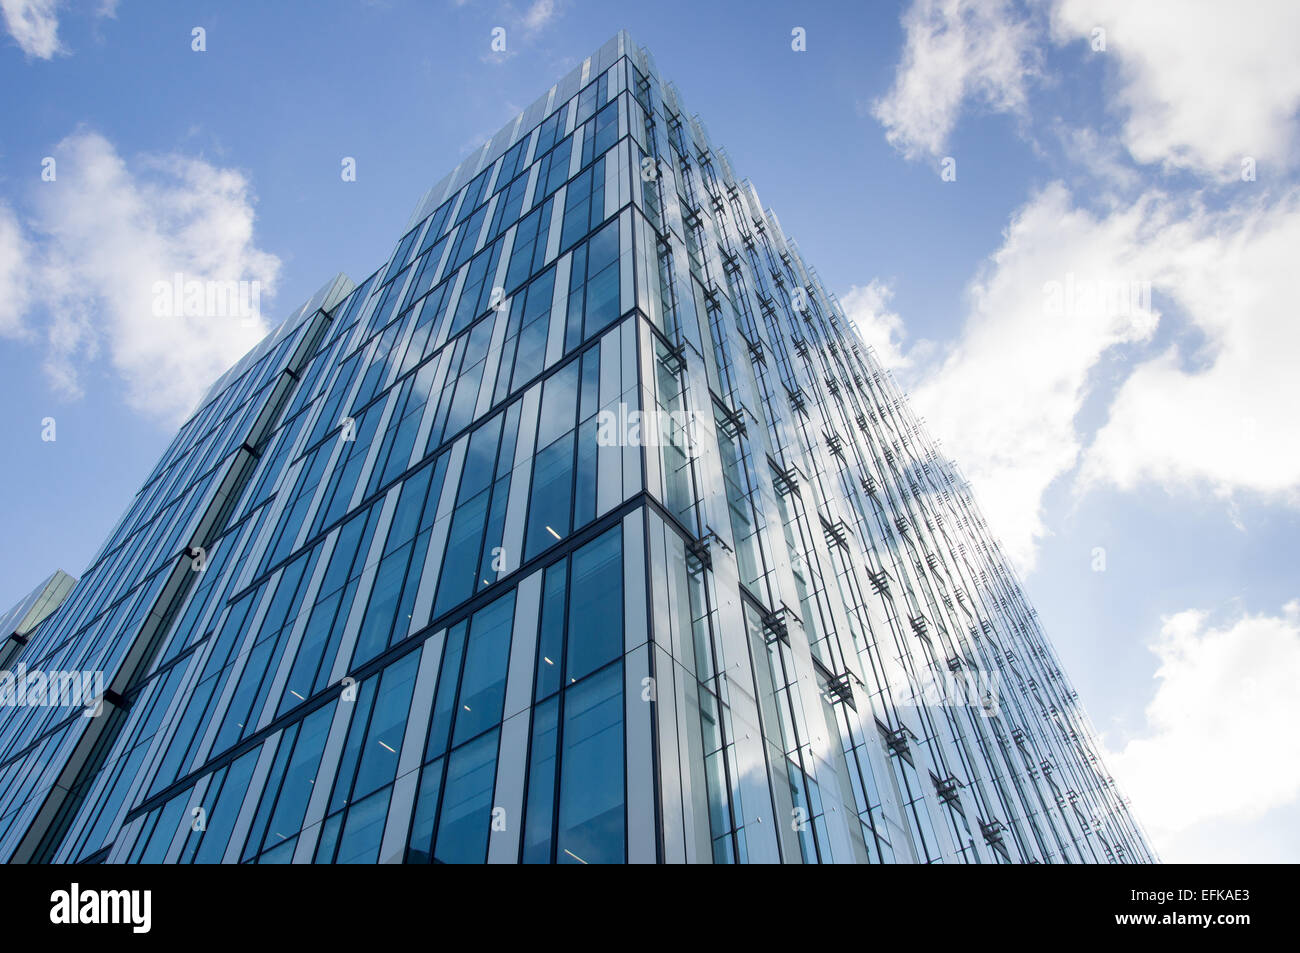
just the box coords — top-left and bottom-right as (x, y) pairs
(0, 32), (1154, 864)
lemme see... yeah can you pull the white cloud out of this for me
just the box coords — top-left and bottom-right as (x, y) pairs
(1082, 192), (1300, 499)
(481, 0), (560, 63)
(876, 0), (1300, 176)
(9, 130), (280, 423)
(1051, 0), (1300, 176)
(867, 1), (1300, 569)
(900, 180), (1300, 570)
(1, 0), (116, 58)
(1053, 124), (1141, 192)
(909, 183), (1161, 571)
(840, 280), (915, 371)
(873, 0), (1040, 160)
(1103, 600), (1300, 861)
(0, 204), (31, 336)
(1, 0), (61, 58)
(521, 0), (555, 32)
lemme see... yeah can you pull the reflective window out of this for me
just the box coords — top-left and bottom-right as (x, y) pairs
(565, 526), (623, 684)
(432, 729), (500, 863)
(557, 663), (624, 864)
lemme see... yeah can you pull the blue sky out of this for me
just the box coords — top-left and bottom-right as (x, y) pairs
(2, 0), (1299, 863)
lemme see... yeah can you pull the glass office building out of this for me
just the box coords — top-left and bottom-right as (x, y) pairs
(0, 32), (1154, 864)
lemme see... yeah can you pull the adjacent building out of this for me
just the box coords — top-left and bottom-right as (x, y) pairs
(0, 32), (1154, 864)
(0, 570), (76, 671)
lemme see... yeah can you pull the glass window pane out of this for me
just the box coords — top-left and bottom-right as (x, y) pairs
(433, 729), (500, 863)
(434, 489), (490, 617)
(522, 697), (559, 863)
(328, 679), (377, 815)
(263, 704), (335, 853)
(525, 432), (574, 558)
(351, 652), (420, 800)
(557, 663), (624, 864)
(192, 749), (259, 863)
(565, 526), (622, 683)
(534, 562), (566, 701)
(452, 592), (516, 745)
(426, 622), (467, 761)
(406, 757), (444, 864)
(335, 786), (391, 864)
(352, 541), (412, 666)
(537, 361), (579, 449)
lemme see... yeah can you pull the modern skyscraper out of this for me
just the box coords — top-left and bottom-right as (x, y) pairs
(0, 32), (1153, 864)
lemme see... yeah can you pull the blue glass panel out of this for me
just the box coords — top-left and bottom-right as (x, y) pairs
(405, 756), (444, 864)
(557, 663), (625, 864)
(525, 433), (573, 559)
(432, 729), (499, 864)
(565, 526), (623, 683)
(534, 562), (566, 701)
(522, 697), (559, 863)
(350, 652), (420, 800)
(425, 622), (467, 761)
(452, 593), (515, 745)
(334, 786), (392, 864)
